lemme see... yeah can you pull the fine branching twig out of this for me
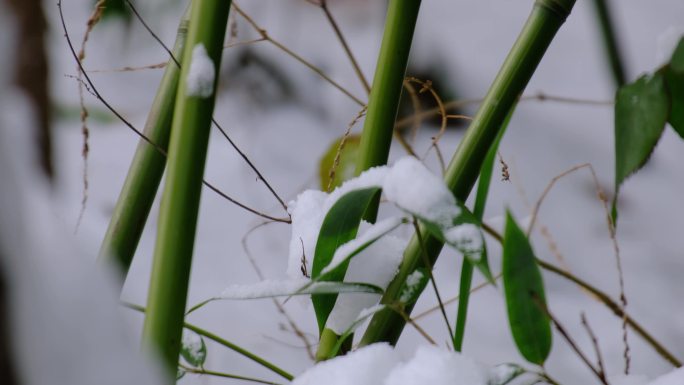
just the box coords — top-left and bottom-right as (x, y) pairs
(124, 0), (290, 216)
(525, 162), (630, 372)
(315, 0), (371, 93)
(58, 1), (290, 224)
(532, 295), (609, 385)
(241, 221), (316, 360)
(581, 313), (608, 379)
(327, 106), (367, 192)
(74, 0), (107, 231)
(232, 2), (365, 106)
(412, 218), (454, 345)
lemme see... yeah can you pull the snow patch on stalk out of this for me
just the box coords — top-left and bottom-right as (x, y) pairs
(186, 44), (215, 98)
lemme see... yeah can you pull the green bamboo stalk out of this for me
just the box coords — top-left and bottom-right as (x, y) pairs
(98, 8), (190, 284)
(590, 0), (626, 87)
(142, 0), (231, 377)
(354, 0), (422, 221)
(314, 0), (422, 360)
(360, 0), (578, 347)
(453, 110), (510, 351)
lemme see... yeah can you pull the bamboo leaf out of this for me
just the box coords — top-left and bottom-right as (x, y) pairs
(319, 135), (361, 191)
(311, 186), (383, 332)
(180, 331), (207, 367)
(454, 106), (513, 351)
(667, 38), (684, 138)
(502, 211), (551, 365)
(613, 72), (669, 220)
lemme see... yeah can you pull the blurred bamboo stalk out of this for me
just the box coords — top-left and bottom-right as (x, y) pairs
(98, 8), (190, 286)
(591, 0), (627, 87)
(142, 0), (231, 377)
(360, 0), (578, 347)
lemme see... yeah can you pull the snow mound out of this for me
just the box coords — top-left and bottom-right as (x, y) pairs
(293, 344), (496, 385)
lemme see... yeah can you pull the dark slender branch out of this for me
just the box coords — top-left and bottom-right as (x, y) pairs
(532, 294), (608, 385)
(57, 1), (290, 224)
(581, 313), (607, 379)
(124, 0), (290, 215)
(318, 0), (371, 93)
(412, 218), (454, 344)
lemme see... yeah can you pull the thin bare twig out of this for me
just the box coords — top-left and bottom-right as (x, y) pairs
(241, 221), (315, 360)
(412, 218), (454, 344)
(318, 0), (371, 93)
(532, 295), (609, 385)
(327, 106), (366, 192)
(413, 273), (502, 320)
(395, 92), (612, 130)
(124, 0), (290, 215)
(58, 1), (290, 224)
(74, 0), (106, 231)
(525, 162), (630, 372)
(232, 2), (365, 107)
(387, 304), (437, 345)
(581, 313), (607, 379)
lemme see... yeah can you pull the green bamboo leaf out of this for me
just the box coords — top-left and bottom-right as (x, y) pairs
(666, 38), (684, 138)
(187, 280), (385, 315)
(180, 331), (207, 367)
(502, 211), (551, 365)
(319, 135), (361, 191)
(311, 187), (382, 332)
(613, 72), (669, 220)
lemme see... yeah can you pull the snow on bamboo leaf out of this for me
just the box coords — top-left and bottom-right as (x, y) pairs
(502, 211), (551, 365)
(384, 157), (492, 282)
(180, 330), (207, 367)
(186, 44), (215, 98)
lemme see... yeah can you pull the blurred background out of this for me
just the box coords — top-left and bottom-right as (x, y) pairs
(2, 0), (684, 384)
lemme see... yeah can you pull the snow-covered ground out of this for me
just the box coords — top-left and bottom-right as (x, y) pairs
(9, 0), (683, 383)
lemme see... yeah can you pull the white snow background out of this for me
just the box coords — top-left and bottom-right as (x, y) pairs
(9, 0), (683, 384)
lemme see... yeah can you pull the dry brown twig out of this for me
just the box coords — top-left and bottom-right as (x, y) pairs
(74, 0), (106, 231)
(241, 221), (315, 360)
(525, 162), (630, 372)
(327, 106), (367, 192)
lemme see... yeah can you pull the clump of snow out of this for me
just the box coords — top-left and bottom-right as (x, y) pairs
(650, 367), (684, 385)
(610, 374), (650, 385)
(382, 157), (460, 228)
(399, 270), (425, 303)
(444, 223), (483, 255)
(287, 190), (327, 279)
(181, 331), (203, 362)
(387, 345), (489, 385)
(292, 344), (496, 385)
(221, 278), (310, 298)
(322, 216), (404, 276)
(292, 343), (400, 385)
(322, 165), (388, 214)
(186, 43), (216, 98)
(326, 224), (406, 333)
